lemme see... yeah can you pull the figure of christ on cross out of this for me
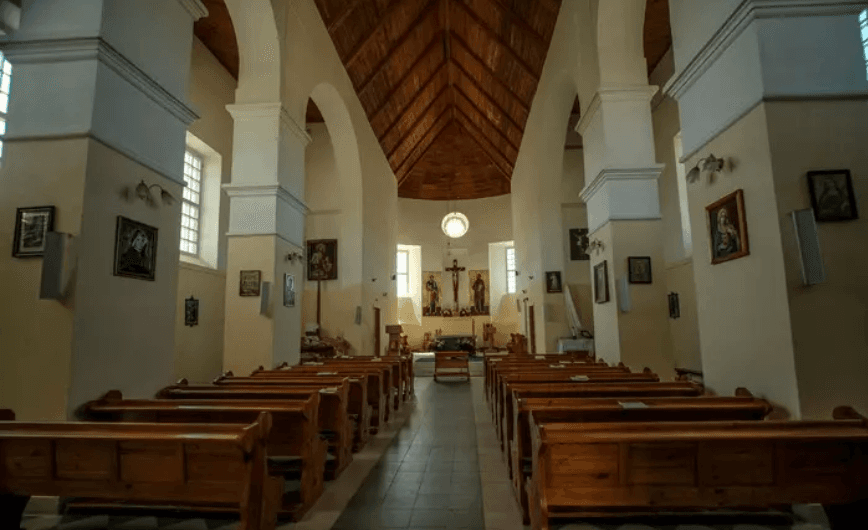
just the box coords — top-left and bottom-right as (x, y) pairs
(445, 259), (465, 311)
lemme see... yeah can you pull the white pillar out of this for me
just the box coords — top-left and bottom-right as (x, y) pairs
(0, 0), (206, 419)
(222, 103), (311, 375)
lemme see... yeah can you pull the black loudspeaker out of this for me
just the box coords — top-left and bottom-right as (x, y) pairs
(260, 281), (271, 315)
(39, 232), (74, 300)
(791, 209), (826, 286)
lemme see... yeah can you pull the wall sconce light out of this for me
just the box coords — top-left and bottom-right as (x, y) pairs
(285, 251), (303, 264)
(686, 154), (726, 184)
(134, 179), (175, 208)
(390, 274), (396, 281)
(528, 275), (535, 281)
(588, 239), (605, 254)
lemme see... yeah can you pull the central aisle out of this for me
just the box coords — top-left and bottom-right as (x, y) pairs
(331, 379), (485, 529)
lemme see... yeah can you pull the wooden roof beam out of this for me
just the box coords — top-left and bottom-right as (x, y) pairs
(454, 109), (514, 173)
(454, 88), (520, 154)
(450, 0), (540, 82)
(396, 121), (451, 186)
(326, 0), (366, 33)
(377, 62), (448, 142)
(356, 0), (441, 94)
(452, 63), (525, 133)
(395, 112), (452, 179)
(456, 121), (512, 182)
(450, 33), (530, 114)
(366, 32), (445, 125)
(483, 0), (548, 47)
(386, 87), (450, 161)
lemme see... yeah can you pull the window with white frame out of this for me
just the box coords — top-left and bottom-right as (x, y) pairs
(180, 150), (203, 255)
(0, 51), (12, 159)
(673, 132), (693, 257)
(506, 247), (517, 294)
(861, 10), (868, 80)
(396, 249), (409, 297)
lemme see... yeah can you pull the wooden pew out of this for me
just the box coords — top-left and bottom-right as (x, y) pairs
(495, 370), (661, 442)
(324, 355), (414, 402)
(248, 366), (393, 426)
(76, 391), (328, 518)
(216, 371), (387, 434)
(0, 412), (279, 530)
(490, 362), (631, 408)
(484, 353), (600, 395)
(159, 381), (371, 452)
(509, 392), (774, 522)
(525, 407), (868, 530)
(286, 363), (399, 415)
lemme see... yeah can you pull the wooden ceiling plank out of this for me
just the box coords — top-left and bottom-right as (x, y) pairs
(343, 0), (415, 67)
(483, 0), (548, 47)
(397, 122), (450, 186)
(450, 0), (540, 82)
(455, 108), (513, 172)
(456, 121), (511, 181)
(326, 0), (366, 33)
(450, 32), (530, 112)
(395, 112), (451, 178)
(377, 62), (447, 141)
(453, 63), (524, 133)
(356, 0), (441, 95)
(366, 32), (445, 125)
(391, 104), (451, 169)
(386, 87), (450, 160)
(454, 88), (520, 154)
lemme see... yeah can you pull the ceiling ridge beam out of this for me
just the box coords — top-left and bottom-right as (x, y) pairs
(356, 0), (441, 95)
(455, 108), (513, 172)
(386, 87), (451, 161)
(377, 62), (448, 142)
(390, 103), (451, 170)
(450, 0), (540, 82)
(450, 33), (530, 114)
(483, 0), (548, 47)
(366, 33), (445, 125)
(452, 63), (525, 133)
(326, 0), (365, 33)
(456, 121), (512, 181)
(396, 121), (451, 186)
(395, 112), (452, 178)
(455, 88), (520, 154)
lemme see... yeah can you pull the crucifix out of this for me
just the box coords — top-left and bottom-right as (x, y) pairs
(445, 259), (465, 311)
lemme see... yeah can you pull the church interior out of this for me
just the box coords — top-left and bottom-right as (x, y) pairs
(0, 0), (867, 529)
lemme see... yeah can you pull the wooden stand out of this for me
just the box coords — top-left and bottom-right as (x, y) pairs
(434, 351), (470, 382)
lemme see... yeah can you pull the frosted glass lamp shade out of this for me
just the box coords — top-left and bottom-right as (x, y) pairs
(441, 212), (469, 238)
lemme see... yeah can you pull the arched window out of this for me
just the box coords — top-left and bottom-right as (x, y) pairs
(0, 51), (12, 159)
(506, 246), (517, 294)
(860, 10), (868, 80)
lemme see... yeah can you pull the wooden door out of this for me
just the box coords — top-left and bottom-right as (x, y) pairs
(529, 305), (536, 354)
(374, 307), (381, 357)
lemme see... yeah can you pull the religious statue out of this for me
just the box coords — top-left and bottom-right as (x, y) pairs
(483, 322), (496, 347)
(472, 273), (486, 314)
(445, 259), (465, 311)
(425, 274), (440, 315)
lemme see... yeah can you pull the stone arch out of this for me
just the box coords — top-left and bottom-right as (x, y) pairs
(223, 0), (281, 102)
(302, 82), (364, 352)
(593, 0), (648, 86)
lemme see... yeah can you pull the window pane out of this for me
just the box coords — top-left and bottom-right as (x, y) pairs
(0, 118), (6, 136)
(396, 251), (408, 274)
(180, 149), (204, 255)
(397, 273), (409, 297)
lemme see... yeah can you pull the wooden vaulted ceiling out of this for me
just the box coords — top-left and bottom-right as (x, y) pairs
(195, 0), (673, 201)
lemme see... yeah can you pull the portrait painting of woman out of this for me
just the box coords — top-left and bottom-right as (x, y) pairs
(706, 189), (749, 265)
(113, 216), (158, 280)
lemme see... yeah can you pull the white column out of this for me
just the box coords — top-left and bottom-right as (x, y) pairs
(222, 103), (311, 375)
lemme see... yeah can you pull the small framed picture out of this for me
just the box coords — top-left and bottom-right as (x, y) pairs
(307, 239), (338, 281)
(185, 296), (199, 327)
(545, 271), (563, 293)
(113, 216), (158, 281)
(807, 169), (859, 222)
(668, 292), (680, 319)
(569, 228), (590, 261)
(12, 206), (55, 258)
(706, 189), (750, 265)
(594, 261), (609, 304)
(627, 257), (652, 284)
(284, 273), (295, 307)
(240, 270), (262, 296)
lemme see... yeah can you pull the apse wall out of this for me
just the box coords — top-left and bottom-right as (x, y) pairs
(395, 196), (516, 347)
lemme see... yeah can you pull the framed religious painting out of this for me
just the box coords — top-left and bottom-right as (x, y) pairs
(706, 189), (750, 265)
(569, 228), (590, 261)
(284, 273), (296, 307)
(239, 270), (261, 296)
(594, 261), (609, 304)
(113, 216), (158, 281)
(12, 205), (55, 258)
(627, 257), (652, 284)
(184, 296), (199, 327)
(807, 169), (859, 222)
(307, 239), (338, 281)
(545, 271), (563, 293)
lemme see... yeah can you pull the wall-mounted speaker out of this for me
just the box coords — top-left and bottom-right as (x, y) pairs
(617, 276), (631, 313)
(791, 209), (826, 286)
(39, 232), (75, 301)
(355, 306), (362, 325)
(260, 281), (271, 315)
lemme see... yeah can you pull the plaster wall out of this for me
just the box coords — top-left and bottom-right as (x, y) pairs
(173, 38), (236, 383)
(684, 104), (800, 415)
(587, 222), (619, 365)
(668, 0), (743, 73)
(561, 149), (594, 334)
(766, 99), (868, 419)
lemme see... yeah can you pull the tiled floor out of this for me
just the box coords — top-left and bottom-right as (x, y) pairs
(330, 376), (485, 529)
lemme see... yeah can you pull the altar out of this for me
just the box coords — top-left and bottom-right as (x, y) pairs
(432, 333), (477, 356)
